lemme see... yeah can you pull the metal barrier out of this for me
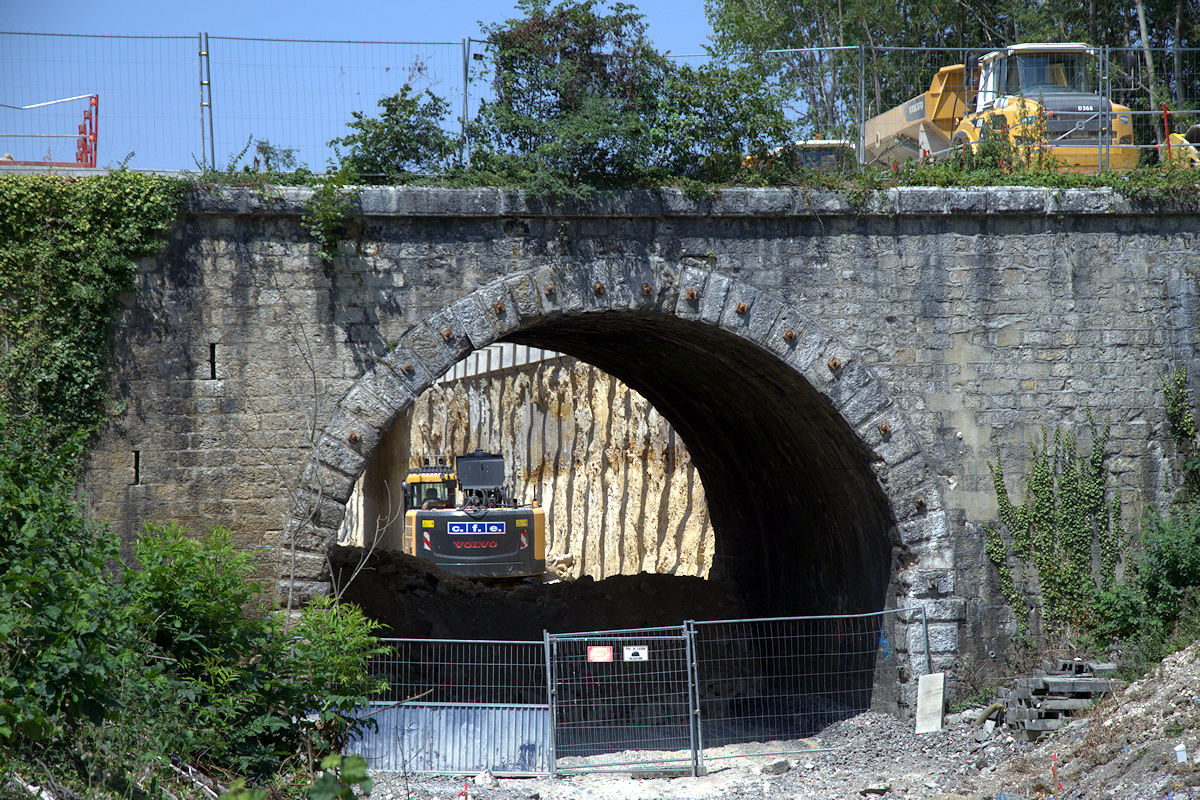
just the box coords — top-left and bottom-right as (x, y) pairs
(691, 610), (921, 758)
(546, 625), (699, 775)
(357, 638), (549, 776)
(353, 608), (929, 777)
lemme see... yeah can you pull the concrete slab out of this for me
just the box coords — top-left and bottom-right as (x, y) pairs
(915, 672), (945, 734)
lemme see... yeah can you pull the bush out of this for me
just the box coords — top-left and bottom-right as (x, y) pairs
(1092, 502), (1200, 663)
(123, 524), (386, 779)
(330, 87), (458, 177)
(0, 410), (130, 746)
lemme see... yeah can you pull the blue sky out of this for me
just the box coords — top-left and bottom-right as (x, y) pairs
(4, 1), (714, 55)
(2, 1), (714, 170)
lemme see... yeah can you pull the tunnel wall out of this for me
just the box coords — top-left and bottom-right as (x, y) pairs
(83, 186), (1200, 687)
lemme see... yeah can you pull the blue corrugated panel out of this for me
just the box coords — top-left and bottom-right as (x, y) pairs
(349, 703), (550, 776)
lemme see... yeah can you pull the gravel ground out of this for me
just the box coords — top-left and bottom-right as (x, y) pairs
(367, 711), (1032, 800)
(366, 642), (1200, 800)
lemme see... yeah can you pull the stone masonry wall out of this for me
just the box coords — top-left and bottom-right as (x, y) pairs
(82, 186), (1200, 676)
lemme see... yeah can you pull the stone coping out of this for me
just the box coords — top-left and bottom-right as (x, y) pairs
(186, 184), (1191, 219)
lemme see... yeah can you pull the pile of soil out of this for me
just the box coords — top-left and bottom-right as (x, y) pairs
(330, 546), (748, 641)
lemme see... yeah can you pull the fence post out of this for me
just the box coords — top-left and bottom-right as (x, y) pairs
(1100, 45), (1108, 173)
(461, 38), (471, 169)
(197, 33), (210, 170)
(857, 45), (866, 168)
(543, 630), (556, 776)
(684, 620), (701, 776)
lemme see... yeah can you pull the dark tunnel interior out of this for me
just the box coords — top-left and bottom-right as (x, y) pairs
(506, 310), (896, 618)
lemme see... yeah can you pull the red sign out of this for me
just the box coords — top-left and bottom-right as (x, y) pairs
(587, 646), (614, 663)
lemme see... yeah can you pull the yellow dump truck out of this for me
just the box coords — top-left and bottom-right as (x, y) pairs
(863, 43), (1138, 171)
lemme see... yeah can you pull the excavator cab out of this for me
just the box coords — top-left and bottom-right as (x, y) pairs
(403, 454), (456, 511)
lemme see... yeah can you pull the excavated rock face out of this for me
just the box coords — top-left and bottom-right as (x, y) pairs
(354, 358), (715, 581)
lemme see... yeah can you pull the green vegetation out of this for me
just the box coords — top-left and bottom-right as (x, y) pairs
(0, 172), (185, 446)
(0, 173), (387, 797)
(331, 87), (458, 177)
(987, 384), (1200, 669)
(985, 419), (1123, 635)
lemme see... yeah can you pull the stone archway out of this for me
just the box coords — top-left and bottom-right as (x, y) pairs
(283, 259), (951, 638)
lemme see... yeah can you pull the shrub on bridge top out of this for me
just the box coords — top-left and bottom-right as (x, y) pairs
(330, 86), (459, 178)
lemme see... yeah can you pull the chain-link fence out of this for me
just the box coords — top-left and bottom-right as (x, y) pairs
(692, 611), (918, 755)
(352, 608), (929, 777)
(9, 33), (1196, 173)
(547, 625), (700, 774)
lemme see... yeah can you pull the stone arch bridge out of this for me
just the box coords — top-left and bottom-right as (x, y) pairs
(84, 186), (1198, 688)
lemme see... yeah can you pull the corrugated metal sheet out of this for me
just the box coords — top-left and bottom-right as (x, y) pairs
(350, 703), (550, 776)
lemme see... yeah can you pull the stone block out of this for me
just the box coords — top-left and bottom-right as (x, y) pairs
(299, 459), (357, 505)
(451, 294), (501, 349)
(674, 266), (711, 321)
(401, 316), (467, 381)
(537, 265), (584, 314)
(380, 345), (437, 394)
(718, 284), (760, 334)
(697, 271), (733, 324)
(990, 187), (1048, 214)
(500, 272), (546, 319)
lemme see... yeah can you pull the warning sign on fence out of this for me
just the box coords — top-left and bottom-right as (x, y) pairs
(623, 645), (649, 662)
(586, 646), (613, 663)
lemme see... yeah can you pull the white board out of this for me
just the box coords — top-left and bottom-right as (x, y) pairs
(914, 672), (945, 734)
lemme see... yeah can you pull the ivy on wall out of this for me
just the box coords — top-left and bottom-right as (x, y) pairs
(986, 417), (1123, 634)
(0, 172), (185, 452)
(1162, 366), (1200, 497)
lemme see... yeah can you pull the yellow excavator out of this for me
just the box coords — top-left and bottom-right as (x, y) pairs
(862, 43), (1139, 172)
(402, 451), (545, 579)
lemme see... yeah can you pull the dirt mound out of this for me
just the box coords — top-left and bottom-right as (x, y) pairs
(330, 546), (748, 640)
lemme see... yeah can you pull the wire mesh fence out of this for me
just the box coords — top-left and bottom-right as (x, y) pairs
(546, 626), (699, 774)
(204, 36), (465, 171)
(0, 32), (194, 169)
(692, 609), (917, 755)
(352, 609), (929, 777)
(12, 33), (1199, 173)
(369, 637), (547, 706)
(358, 638), (550, 776)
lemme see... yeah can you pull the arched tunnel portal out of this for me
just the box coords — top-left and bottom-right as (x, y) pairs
(505, 311), (893, 617)
(290, 263), (952, 638)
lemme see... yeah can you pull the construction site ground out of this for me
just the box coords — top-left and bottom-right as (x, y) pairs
(366, 642), (1200, 800)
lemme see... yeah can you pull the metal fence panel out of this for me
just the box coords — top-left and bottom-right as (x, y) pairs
(352, 702), (549, 775)
(354, 609), (927, 777)
(691, 609), (918, 757)
(204, 36), (464, 172)
(0, 32), (195, 170)
(356, 638), (548, 775)
(547, 626), (698, 774)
